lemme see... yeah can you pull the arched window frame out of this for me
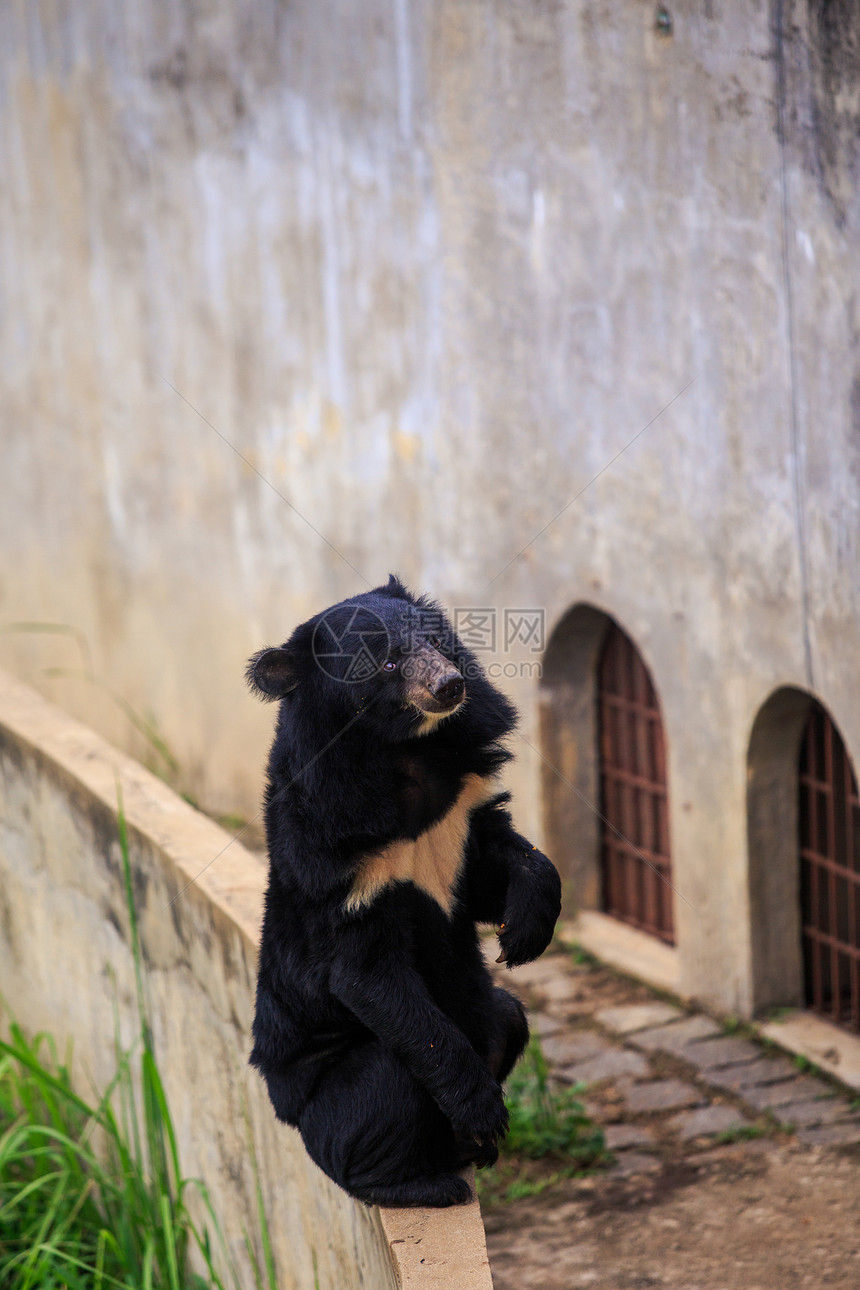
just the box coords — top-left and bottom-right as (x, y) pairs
(538, 605), (674, 943)
(798, 704), (860, 1034)
(747, 688), (860, 1029)
(597, 623), (674, 944)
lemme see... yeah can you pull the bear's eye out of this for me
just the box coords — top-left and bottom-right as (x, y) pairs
(382, 659), (398, 672)
(431, 636), (441, 649)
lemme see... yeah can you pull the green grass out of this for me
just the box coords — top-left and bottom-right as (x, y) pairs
(214, 814), (248, 833)
(713, 1123), (769, 1145)
(565, 942), (600, 969)
(478, 1036), (608, 1205)
(505, 1037), (604, 1159)
(792, 1053), (823, 1077)
(0, 795), (276, 1290)
(0, 1023), (216, 1289)
(720, 1014), (762, 1042)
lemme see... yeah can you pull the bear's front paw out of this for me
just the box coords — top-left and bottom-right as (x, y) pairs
(496, 851), (562, 967)
(448, 1078), (509, 1146)
(495, 915), (555, 968)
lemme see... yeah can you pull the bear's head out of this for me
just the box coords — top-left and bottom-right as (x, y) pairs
(246, 574), (515, 745)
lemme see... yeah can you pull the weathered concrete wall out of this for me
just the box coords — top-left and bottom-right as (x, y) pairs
(0, 669), (493, 1290)
(1, 1), (859, 1015)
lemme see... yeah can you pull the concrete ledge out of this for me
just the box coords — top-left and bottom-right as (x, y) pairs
(562, 911), (681, 996)
(760, 1011), (860, 1095)
(382, 1186), (493, 1287)
(0, 668), (493, 1289)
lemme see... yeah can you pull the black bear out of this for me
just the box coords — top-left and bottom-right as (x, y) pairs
(247, 576), (561, 1207)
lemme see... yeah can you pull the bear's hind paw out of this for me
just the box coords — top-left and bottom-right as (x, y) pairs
(350, 1173), (472, 1208)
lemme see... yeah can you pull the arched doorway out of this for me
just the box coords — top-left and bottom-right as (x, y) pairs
(538, 604), (611, 914)
(597, 623), (674, 944)
(539, 605), (673, 941)
(747, 688), (860, 1026)
(799, 703), (860, 1034)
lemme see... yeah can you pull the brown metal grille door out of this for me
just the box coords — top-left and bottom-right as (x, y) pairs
(597, 623), (674, 944)
(799, 705), (860, 1034)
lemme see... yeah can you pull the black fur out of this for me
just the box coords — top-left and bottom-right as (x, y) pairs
(248, 576), (562, 1207)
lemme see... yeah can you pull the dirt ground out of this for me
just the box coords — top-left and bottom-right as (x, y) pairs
(484, 1139), (860, 1289)
(482, 946), (860, 1289)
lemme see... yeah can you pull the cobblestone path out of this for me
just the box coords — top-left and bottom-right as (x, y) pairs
(483, 943), (860, 1290)
(494, 948), (860, 1160)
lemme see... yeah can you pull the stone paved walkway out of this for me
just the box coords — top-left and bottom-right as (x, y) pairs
(489, 945), (860, 1166)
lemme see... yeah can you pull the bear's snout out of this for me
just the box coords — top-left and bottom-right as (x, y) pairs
(430, 673), (465, 709)
(402, 649), (466, 715)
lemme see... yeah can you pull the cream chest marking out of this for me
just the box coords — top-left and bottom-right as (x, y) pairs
(345, 773), (496, 916)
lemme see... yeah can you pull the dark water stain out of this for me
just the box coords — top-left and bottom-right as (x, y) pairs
(779, 0), (860, 225)
(0, 882), (19, 960)
(808, 0), (860, 223)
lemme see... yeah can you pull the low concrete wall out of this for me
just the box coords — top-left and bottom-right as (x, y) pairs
(0, 669), (493, 1289)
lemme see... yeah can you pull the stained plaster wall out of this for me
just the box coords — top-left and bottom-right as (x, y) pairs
(1, 1), (859, 1013)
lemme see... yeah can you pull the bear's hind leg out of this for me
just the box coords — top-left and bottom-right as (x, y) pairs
(487, 986), (529, 1083)
(298, 1041), (470, 1208)
(349, 1172), (472, 1208)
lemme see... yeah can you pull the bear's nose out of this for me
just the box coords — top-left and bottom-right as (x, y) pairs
(431, 673), (465, 708)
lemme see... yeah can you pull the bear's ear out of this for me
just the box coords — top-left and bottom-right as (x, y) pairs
(381, 572), (409, 599)
(246, 648), (299, 701)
